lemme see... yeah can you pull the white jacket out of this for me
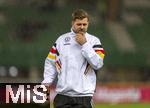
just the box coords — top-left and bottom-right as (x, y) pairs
(42, 30), (105, 96)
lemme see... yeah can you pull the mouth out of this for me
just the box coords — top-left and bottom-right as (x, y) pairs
(78, 29), (86, 33)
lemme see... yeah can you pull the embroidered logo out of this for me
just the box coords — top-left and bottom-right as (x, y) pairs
(64, 37), (71, 45)
(65, 37), (71, 42)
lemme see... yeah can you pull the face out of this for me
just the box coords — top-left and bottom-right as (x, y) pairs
(72, 18), (89, 34)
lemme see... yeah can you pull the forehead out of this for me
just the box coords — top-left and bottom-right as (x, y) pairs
(73, 18), (89, 23)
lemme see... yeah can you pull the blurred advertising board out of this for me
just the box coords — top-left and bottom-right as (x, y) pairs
(50, 85), (150, 104)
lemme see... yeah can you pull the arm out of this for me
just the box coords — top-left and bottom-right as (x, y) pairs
(42, 43), (58, 86)
(81, 39), (104, 70)
(75, 33), (104, 70)
(41, 42), (60, 101)
(42, 58), (57, 100)
(42, 58), (58, 86)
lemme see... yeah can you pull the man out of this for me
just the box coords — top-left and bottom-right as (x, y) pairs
(42, 9), (105, 108)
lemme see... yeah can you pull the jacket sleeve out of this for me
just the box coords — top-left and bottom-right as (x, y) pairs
(42, 43), (58, 86)
(81, 38), (105, 70)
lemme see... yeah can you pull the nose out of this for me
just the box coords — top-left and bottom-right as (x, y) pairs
(80, 24), (84, 29)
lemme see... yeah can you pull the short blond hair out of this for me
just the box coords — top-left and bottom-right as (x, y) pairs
(72, 9), (89, 21)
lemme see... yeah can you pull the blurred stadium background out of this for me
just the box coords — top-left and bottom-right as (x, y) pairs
(0, 0), (150, 108)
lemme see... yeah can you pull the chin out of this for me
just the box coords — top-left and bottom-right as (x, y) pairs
(78, 31), (86, 34)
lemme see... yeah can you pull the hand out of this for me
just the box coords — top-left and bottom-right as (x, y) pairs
(75, 33), (87, 45)
(45, 86), (50, 101)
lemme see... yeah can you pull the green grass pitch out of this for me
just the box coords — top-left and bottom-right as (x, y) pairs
(50, 103), (150, 108)
(94, 103), (150, 108)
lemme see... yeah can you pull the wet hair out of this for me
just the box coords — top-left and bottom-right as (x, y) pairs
(72, 9), (89, 21)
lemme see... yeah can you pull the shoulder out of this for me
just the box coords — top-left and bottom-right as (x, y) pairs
(56, 32), (71, 43)
(86, 33), (102, 44)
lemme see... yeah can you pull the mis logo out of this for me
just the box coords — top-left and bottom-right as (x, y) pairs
(0, 83), (49, 104)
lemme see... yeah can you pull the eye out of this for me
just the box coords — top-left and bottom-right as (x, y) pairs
(77, 23), (81, 26)
(83, 24), (87, 26)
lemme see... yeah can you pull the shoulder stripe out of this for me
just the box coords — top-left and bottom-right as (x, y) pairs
(47, 54), (56, 60)
(53, 43), (56, 47)
(50, 48), (56, 54)
(49, 43), (59, 56)
(95, 49), (104, 54)
(93, 44), (102, 48)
